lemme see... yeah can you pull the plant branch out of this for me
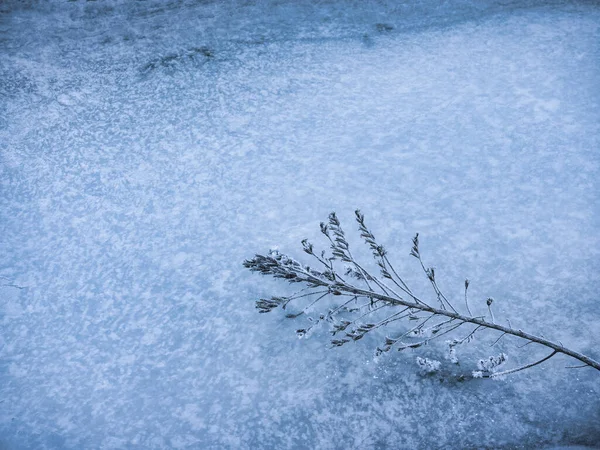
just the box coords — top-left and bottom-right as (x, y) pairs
(486, 351), (558, 378)
(244, 211), (600, 377)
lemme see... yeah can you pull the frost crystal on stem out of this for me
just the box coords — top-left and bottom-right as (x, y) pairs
(244, 211), (600, 379)
(416, 357), (441, 375)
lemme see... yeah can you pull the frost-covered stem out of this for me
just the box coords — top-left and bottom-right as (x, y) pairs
(456, 324), (482, 345)
(487, 300), (495, 324)
(346, 303), (397, 329)
(383, 274), (428, 307)
(394, 313), (439, 341)
(464, 279), (473, 317)
(313, 252), (347, 284)
(488, 351), (558, 378)
(294, 292), (330, 317)
(246, 253), (600, 371)
(354, 210), (425, 306)
(374, 306), (411, 327)
(336, 283), (600, 371)
(245, 212), (600, 376)
(383, 254), (414, 296)
(420, 259), (457, 313)
(490, 332), (507, 347)
(323, 226), (375, 292)
(327, 295), (361, 317)
(399, 322), (464, 349)
(352, 259), (394, 296)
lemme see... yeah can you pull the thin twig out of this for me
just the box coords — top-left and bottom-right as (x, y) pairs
(464, 279), (473, 317)
(488, 351), (558, 378)
(490, 332), (507, 347)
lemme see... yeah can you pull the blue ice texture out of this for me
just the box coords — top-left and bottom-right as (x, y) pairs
(1, 0), (599, 448)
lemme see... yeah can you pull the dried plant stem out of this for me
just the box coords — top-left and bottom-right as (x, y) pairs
(244, 211), (600, 377)
(486, 351), (558, 378)
(334, 283), (600, 371)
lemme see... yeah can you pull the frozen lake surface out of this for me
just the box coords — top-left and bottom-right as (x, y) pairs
(1, 0), (600, 448)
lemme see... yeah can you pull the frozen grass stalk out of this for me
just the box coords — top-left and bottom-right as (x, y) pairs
(244, 211), (600, 379)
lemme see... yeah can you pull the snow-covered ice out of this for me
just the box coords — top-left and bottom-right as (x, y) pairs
(1, 0), (599, 448)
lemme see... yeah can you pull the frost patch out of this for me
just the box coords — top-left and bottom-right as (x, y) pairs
(416, 357), (441, 375)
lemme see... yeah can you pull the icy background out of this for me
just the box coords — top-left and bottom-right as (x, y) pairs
(1, 0), (600, 448)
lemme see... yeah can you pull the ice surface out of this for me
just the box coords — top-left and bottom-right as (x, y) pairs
(1, 0), (600, 448)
